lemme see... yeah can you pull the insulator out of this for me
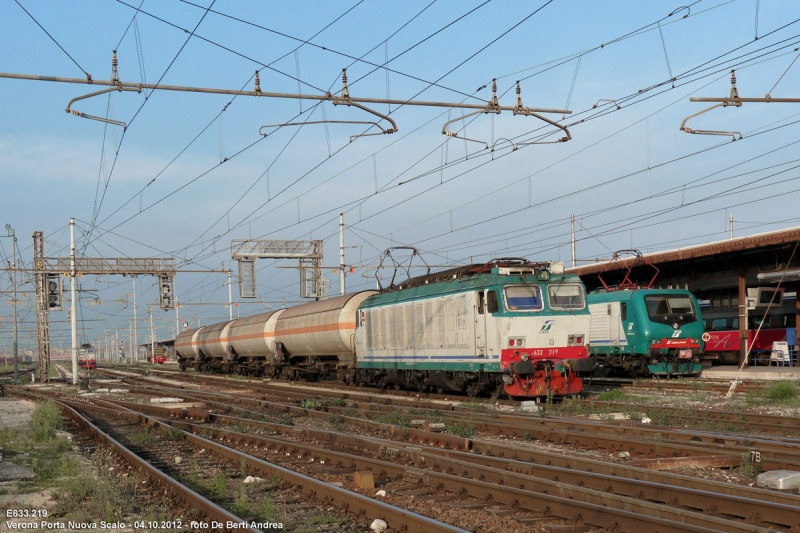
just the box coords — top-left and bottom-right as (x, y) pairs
(112, 50), (118, 68)
(254, 71), (261, 93)
(342, 69), (347, 84)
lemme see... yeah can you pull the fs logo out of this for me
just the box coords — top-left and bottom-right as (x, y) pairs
(671, 329), (682, 338)
(540, 320), (555, 333)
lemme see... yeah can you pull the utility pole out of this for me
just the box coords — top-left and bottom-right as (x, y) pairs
(227, 265), (233, 321)
(3, 225), (18, 381)
(149, 307), (155, 365)
(175, 297), (180, 338)
(570, 214), (576, 269)
(339, 213), (346, 295)
(132, 276), (137, 361)
(69, 218), (78, 385)
(729, 213), (734, 239)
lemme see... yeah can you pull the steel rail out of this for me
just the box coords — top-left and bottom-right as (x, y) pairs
(0, 72), (571, 114)
(9, 389), (263, 533)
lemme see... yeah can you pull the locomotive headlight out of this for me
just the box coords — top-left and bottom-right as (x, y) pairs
(509, 339), (516, 347)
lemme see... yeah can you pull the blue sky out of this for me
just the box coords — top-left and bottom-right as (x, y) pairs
(2, 0), (800, 352)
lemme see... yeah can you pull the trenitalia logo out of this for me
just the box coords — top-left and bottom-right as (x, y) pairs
(540, 320), (555, 333)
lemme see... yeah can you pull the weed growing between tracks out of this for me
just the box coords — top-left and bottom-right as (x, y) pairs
(596, 389), (630, 402)
(52, 448), (136, 522)
(129, 429), (156, 447)
(740, 451), (755, 478)
(763, 381), (799, 404)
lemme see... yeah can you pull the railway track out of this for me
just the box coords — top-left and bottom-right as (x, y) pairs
(11, 388), (468, 533)
(21, 384), (800, 532)
(557, 398), (800, 436)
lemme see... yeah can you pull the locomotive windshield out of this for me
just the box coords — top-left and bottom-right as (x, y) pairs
(644, 295), (697, 325)
(547, 284), (585, 309)
(504, 285), (543, 311)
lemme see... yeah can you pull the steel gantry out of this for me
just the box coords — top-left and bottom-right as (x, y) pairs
(231, 240), (325, 300)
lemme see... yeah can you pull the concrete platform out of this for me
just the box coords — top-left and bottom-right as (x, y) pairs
(701, 366), (800, 381)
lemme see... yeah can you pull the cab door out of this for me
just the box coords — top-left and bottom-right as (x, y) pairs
(475, 291), (486, 356)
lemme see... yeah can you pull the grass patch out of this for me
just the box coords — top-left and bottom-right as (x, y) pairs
(325, 398), (347, 407)
(0, 401), (80, 484)
(231, 485), (250, 516)
(299, 399), (322, 409)
(208, 471), (228, 501)
(129, 430), (156, 447)
(163, 425), (185, 441)
(256, 495), (279, 522)
(375, 410), (411, 428)
(763, 381), (799, 404)
(596, 389), (630, 402)
(31, 400), (64, 442)
(445, 420), (476, 438)
(740, 451), (754, 478)
(51, 448), (135, 522)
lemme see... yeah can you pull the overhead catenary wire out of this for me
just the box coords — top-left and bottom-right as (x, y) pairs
(57, 0), (800, 262)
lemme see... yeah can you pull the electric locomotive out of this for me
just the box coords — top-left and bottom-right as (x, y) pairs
(587, 289), (704, 376)
(585, 251), (703, 377)
(79, 343), (96, 369)
(355, 259), (593, 398)
(175, 259), (594, 398)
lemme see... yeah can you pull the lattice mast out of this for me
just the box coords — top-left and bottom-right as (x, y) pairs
(33, 231), (50, 383)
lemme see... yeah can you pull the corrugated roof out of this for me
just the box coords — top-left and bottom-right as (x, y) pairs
(568, 226), (800, 276)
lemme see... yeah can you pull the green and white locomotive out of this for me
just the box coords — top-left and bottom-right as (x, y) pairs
(585, 252), (704, 377)
(356, 259), (595, 398)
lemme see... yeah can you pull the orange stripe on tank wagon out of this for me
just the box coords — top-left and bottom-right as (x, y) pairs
(276, 322), (356, 336)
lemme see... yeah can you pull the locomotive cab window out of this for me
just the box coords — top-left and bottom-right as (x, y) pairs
(504, 285), (543, 311)
(620, 302), (627, 321)
(547, 284), (585, 309)
(644, 295), (697, 325)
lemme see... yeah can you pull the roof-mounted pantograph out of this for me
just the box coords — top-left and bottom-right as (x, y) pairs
(0, 52), (573, 144)
(680, 55), (800, 142)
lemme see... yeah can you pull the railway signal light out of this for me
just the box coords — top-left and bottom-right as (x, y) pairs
(45, 273), (62, 311)
(159, 274), (175, 310)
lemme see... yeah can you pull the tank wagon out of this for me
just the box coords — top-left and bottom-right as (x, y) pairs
(175, 292), (375, 378)
(175, 259), (594, 398)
